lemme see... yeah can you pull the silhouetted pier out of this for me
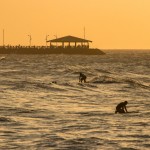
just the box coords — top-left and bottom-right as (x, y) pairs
(0, 35), (105, 55)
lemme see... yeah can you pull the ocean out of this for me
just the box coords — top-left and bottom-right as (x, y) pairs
(0, 50), (150, 150)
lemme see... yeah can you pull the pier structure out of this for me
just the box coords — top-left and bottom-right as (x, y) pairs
(0, 35), (105, 55)
(47, 35), (92, 49)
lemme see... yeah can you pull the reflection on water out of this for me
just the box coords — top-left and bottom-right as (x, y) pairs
(0, 50), (150, 149)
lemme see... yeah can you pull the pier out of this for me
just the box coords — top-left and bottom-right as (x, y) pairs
(0, 35), (105, 55)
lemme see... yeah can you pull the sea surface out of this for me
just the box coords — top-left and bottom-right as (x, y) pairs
(0, 50), (150, 150)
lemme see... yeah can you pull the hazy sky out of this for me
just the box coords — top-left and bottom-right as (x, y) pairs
(1, 0), (150, 49)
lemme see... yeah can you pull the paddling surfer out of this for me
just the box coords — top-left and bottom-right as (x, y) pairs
(115, 101), (128, 114)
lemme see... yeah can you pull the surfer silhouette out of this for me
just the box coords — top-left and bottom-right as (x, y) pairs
(79, 73), (87, 83)
(115, 101), (128, 114)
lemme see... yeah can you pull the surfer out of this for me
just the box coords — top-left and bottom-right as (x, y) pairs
(79, 73), (87, 83)
(115, 101), (128, 114)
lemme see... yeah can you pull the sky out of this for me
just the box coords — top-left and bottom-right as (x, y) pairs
(0, 0), (150, 49)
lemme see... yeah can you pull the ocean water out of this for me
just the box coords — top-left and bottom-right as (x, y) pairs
(0, 50), (150, 150)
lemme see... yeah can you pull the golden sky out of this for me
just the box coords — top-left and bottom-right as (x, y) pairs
(1, 0), (150, 49)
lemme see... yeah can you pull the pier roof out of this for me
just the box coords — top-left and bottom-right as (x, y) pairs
(47, 35), (92, 43)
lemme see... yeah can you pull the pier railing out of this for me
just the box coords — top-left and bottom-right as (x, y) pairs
(0, 45), (89, 49)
